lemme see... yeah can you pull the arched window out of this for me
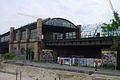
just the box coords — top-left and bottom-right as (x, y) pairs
(43, 18), (77, 28)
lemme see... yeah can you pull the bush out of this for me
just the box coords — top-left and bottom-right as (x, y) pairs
(3, 53), (18, 60)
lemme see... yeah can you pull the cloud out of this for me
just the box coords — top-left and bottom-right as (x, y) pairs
(0, 0), (120, 34)
(19, 0), (116, 24)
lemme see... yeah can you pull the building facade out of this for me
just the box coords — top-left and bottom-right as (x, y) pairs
(7, 18), (80, 60)
(1, 17), (118, 64)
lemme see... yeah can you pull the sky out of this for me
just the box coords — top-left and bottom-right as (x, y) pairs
(0, 0), (120, 34)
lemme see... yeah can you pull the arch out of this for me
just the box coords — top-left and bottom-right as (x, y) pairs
(43, 18), (77, 28)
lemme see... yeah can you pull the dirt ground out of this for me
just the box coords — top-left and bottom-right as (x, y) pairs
(0, 63), (120, 80)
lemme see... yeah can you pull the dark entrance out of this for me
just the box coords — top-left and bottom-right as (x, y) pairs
(26, 48), (34, 60)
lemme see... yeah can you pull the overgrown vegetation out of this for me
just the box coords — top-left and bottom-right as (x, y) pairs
(101, 12), (120, 68)
(101, 12), (120, 34)
(2, 52), (18, 60)
(101, 12), (120, 51)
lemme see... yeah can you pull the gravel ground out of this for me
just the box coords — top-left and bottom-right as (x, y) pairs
(0, 63), (120, 80)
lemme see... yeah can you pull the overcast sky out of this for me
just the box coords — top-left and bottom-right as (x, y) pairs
(0, 0), (120, 34)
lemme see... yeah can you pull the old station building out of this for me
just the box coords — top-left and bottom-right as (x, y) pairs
(0, 18), (117, 63)
(0, 18), (81, 61)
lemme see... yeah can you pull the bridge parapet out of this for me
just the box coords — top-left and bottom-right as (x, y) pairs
(44, 37), (113, 46)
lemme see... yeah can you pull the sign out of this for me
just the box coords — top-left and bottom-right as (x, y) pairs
(101, 50), (117, 66)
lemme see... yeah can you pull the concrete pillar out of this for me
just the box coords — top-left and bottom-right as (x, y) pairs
(34, 18), (42, 60)
(9, 27), (14, 53)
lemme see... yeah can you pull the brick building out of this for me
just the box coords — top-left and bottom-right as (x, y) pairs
(2, 18), (80, 61)
(1, 17), (117, 64)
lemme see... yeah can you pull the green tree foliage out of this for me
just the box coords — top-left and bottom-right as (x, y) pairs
(101, 12), (120, 51)
(101, 12), (120, 34)
(101, 11), (120, 67)
(2, 53), (18, 60)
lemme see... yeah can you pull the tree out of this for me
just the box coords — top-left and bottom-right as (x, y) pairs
(101, 12), (120, 68)
(101, 12), (120, 50)
(101, 12), (120, 36)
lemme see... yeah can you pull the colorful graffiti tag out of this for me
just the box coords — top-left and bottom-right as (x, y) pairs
(41, 49), (54, 62)
(101, 50), (117, 66)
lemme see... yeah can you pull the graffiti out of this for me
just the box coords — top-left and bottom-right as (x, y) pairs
(101, 50), (117, 65)
(41, 49), (54, 62)
(42, 51), (52, 58)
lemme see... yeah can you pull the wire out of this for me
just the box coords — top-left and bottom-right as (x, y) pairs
(17, 13), (39, 18)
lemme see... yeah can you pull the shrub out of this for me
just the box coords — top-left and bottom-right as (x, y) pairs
(3, 53), (18, 60)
